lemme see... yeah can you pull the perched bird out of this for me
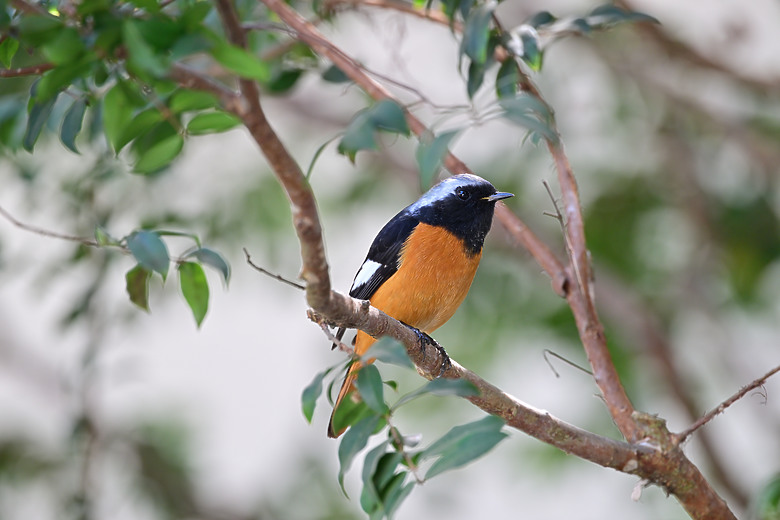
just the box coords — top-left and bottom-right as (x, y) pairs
(328, 174), (513, 438)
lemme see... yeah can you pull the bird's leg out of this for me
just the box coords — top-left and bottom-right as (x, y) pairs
(402, 323), (451, 378)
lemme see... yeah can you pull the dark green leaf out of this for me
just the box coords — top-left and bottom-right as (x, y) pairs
(117, 108), (163, 153)
(363, 337), (414, 369)
(368, 99), (409, 135)
(125, 264), (151, 311)
(322, 64), (351, 83)
(126, 0), (159, 13)
(378, 471), (411, 518)
(526, 11), (556, 28)
(461, 2), (495, 64)
(374, 451), (404, 490)
(17, 16), (62, 47)
(40, 27), (85, 66)
(122, 19), (168, 77)
(466, 59), (486, 99)
(178, 262), (209, 327)
(266, 67), (304, 93)
(211, 43), (270, 82)
(330, 393), (376, 436)
(168, 90), (219, 113)
(133, 133), (184, 174)
(186, 111), (242, 135)
(127, 230), (170, 279)
(35, 58), (92, 102)
(355, 364), (387, 414)
(359, 441), (389, 515)
(499, 95), (557, 142)
(103, 83), (134, 153)
(587, 4), (659, 27)
(302, 368), (333, 423)
(393, 378), (478, 410)
(519, 29), (543, 71)
(189, 247), (230, 284)
(60, 98), (87, 153)
(23, 89), (58, 152)
(338, 414), (381, 494)
(416, 129), (459, 189)
(495, 60), (519, 99)
(0, 37), (19, 68)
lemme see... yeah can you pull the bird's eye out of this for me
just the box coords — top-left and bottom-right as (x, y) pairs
(456, 188), (470, 201)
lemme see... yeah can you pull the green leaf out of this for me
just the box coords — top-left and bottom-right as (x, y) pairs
(461, 2), (495, 64)
(117, 108), (163, 153)
(133, 132), (184, 174)
(424, 428), (506, 479)
(188, 247), (230, 284)
(587, 4), (659, 27)
(519, 28), (543, 71)
(186, 111), (242, 135)
(103, 83), (134, 153)
(168, 90), (219, 113)
(126, 0), (160, 13)
(380, 472), (413, 519)
(338, 111), (376, 162)
(526, 11), (556, 28)
(123, 19), (169, 77)
(499, 95), (557, 142)
(60, 98), (87, 153)
(330, 394), (377, 436)
(17, 16), (62, 47)
(126, 230), (170, 280)
(0, 37), (19, 68)
(338, 414), (381, 494)
(393, 378), (478, 411)
(416, 129), (459, 189)
(466, 59), (486, 99)
(363, 338), (414, 369)
(495, 60), (519, 99)
(322, 64), (351, 83)
(302, 368), (333, 423)
(360, 441), (389, 515)
(125, 264), (152, 311)
(94, 226), (115, 246)
(755, 474), (780, 520)
(23, 89), (58, 152)
(355, 365), (387, 414)
(266, 67), (304, 94)
(368, 100), (409, 135)
(40, 27), (85, 66)
(178, 262), (209, 327)
(421, 415), (504, 459)
(210, 42), (270, 82)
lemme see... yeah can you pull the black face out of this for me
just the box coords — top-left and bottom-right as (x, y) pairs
(410, 176), (511, 255)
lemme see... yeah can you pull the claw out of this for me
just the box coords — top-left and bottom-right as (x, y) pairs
(404, 324), (451, 378)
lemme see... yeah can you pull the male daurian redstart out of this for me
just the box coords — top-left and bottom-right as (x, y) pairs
(328, 174), (513, 438)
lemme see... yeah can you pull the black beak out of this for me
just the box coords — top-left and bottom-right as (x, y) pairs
(484, 191), (514, 202)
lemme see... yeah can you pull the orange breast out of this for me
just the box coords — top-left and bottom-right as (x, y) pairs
(354, 223), (482, 355)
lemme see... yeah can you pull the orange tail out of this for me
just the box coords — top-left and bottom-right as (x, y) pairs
(327, 361), (360, 438)
(327, 331), (376, 438)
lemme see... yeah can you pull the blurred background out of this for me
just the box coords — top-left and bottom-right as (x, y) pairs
(1, 0), (780, 518)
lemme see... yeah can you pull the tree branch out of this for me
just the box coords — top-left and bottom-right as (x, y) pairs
(0, 63), (56, 78)
(676, 364), (780, 443)
(0, 204), (99, 247)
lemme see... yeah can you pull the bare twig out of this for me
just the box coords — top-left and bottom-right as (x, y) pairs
(0, 63), (56, 78)
(676, 364), (780, 443)
(543, 349), (592, 378)
(0, 204), (99, 247)
(243, 248), (305, 290)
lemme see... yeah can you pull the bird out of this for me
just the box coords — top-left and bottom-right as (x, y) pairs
(327, 173), (513, 438)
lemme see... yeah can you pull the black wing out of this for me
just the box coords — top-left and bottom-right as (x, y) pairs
(349, 211), (419, 300)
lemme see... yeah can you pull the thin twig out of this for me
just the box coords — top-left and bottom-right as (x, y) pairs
(0, 63), (56, 78)
(542, 349), (592, 378)
(675, 364), (780, 443)
(242, 248), (305, 290)
(0, 204), (99, 247)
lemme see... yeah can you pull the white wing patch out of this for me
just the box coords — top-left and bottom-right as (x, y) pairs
(351, 259), (382, 293)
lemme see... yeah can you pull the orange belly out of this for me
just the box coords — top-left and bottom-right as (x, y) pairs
(354, 222), (482, 355)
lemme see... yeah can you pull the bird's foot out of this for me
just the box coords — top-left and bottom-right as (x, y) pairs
(406, 325), (451, 378)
